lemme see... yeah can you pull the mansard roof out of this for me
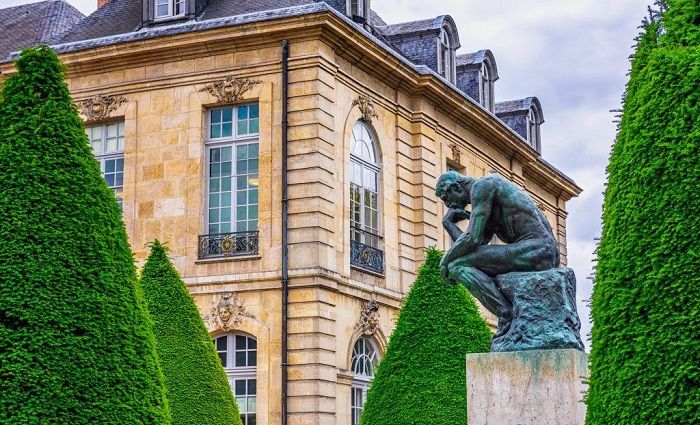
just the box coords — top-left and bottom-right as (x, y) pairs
(496, 97), (544, 122)
(0, 0), (84, 59)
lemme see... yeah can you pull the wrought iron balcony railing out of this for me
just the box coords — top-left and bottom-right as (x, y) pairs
(350, 228), (384, 275)
(198, 231), (259, 260)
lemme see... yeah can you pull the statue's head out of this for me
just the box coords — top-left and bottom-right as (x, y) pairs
(436, 171), (474, 210)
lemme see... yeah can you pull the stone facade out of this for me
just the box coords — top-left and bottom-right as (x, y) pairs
(0, 2), (580, 425)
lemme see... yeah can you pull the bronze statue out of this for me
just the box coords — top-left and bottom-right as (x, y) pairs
(436, 171), (583, 351)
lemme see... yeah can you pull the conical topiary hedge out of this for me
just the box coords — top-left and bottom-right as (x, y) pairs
(586, 1), (700, 424)
(359, 248), (492, 425)
(141, 241), (243, 425)
(0, 46), (169, 423)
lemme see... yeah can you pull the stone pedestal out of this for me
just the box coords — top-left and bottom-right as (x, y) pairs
(467, 349), (588, 425)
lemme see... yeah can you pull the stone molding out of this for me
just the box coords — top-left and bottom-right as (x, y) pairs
(352, 94), (379, 123)
(354, 300), (380, 336)
(199, 75), (262, 104)
(449, 142), (462, 164)
(203, 292), (254, 332)
(77, 94), (127, 121)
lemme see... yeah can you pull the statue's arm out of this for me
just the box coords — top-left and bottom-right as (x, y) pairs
(442, 209), (470, 243)
(464, 181), (495, 247)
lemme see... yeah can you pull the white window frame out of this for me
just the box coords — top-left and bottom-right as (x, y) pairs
(350, 120), (381, 249)
(439, 28), (454, 83)
(526, 107), (540, 151)
(351, 338), (379, 425)
(154, 0), (185, 19)
(480, 63), (493, 112)
(205, 104), (260, 236)
(350, 0), (365, 18)
(86, 122), (125, 208)
(214, 334), (258, 425)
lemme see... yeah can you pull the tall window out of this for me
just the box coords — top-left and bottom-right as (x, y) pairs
(86, 122), (125, 208)
(480, 64), (493, 111)
(351, 0), (365, 18)
(351, 338), (379, 425)
(350, 121), (380, 249)
(439, 28), (453, 83)
(206, 104), (259, 236)
(155, 0), (185, 19)
(526, 107), (540, 150)
(215, 334), (257, 425)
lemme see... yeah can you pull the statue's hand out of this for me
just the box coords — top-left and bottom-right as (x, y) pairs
(454, 232), (478, 254)
(443, 208), (470, 224)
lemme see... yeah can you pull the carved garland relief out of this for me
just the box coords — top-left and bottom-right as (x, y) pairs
(352, 94), (379, 123)
(354, 300), (380, 337)
(199, 75), (262, 104)
(77, 95), (127, 121)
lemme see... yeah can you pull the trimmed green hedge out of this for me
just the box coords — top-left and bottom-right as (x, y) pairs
(586, 1), (700, 424)
(141, 241), (242, 425)
(0, 46), (169, 423)
(359, 248), (492, 425)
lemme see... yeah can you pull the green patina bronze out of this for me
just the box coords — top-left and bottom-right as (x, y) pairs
(436, 171), (584, 352)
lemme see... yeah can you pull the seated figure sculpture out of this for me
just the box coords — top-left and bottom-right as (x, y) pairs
(436, 171), (583, 351)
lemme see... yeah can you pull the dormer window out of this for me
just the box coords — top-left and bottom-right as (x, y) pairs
(526, 107), (541, 151)
(439, 28), (454, 83)
(351, 0), (365, 18)
(155, 0), (185, 19)
(480, 64), (494, 112)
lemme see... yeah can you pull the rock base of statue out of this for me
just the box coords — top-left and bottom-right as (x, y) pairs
(467, 349), (589, 425)
(492, 267), (584, 352)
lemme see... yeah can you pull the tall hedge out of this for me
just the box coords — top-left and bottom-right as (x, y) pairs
(141, 241), (242, 425)
(359, 248), (492, 425)
(586, 1), (700, 424)
(0, 46), (169, 423)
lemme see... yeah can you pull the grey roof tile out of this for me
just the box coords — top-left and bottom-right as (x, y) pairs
(0, 0), (84, 59)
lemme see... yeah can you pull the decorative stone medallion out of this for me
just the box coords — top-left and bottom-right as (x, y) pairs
(354, 300), (380, 336)
(352, 94), (379, 123)
(204, 292), (254, 331)
(199, 75), (262, 104)
(77, 95), (127, 121)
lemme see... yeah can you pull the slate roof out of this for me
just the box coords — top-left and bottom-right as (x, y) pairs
(0, 0), (84, 59)
(495, 97), (544, 122)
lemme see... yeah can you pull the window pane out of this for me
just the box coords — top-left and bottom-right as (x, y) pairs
(216, 336), (227, 350)
(222, 122), (233, 138)
(237, 121), (248, 136)
(248, 351), (256, 367)
(235, 380), (246, 395)
(221, 146), (232, 161)
(249, 104), (259, 118)
(221, 177), (231, 191)
(237, 106), (248, 120)
(235, 351), (246, 367)
(222, 107), (233, 122)
(248, 379), (256, 395)
(249, 119), (259, 134)
(211, 109), (222, 123)
(211, 124), (221, 139)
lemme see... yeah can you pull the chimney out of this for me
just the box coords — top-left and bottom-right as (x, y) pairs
(98, 0), (110, 8)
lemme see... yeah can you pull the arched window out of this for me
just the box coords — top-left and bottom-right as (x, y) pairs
(439, 28), (453, 83)
(350, 120), (381, 249)
(214, 334), (257, 425)
(351, 338), (380, 425)
(480, 64), (493, 112)
(526, 107), (540, 151)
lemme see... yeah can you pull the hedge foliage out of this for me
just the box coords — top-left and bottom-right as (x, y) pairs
(359, 248), (492, 425)
(0, 46), (170, 423)
(141, 241), (242, 425)
(586, 1), (700, 423)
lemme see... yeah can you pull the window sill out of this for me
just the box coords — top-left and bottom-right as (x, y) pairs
(195, 255), (261, 265)
(351, 265), (385, 278)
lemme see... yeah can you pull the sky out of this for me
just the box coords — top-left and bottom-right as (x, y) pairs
(6, 0), (653, 350)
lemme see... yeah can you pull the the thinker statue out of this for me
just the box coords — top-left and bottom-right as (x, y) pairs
(436, 171), (583, 351)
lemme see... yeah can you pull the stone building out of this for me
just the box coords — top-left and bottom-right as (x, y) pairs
(0, 1), (581, 424)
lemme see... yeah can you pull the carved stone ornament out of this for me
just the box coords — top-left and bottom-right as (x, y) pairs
(77, 95), (127, 121)
(199, 75), (262, 104)
(352, 94), (379, 123)
(204, 292), (254, 332)
(449, 142), (462, 164)
(354, 300), (380, 336)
